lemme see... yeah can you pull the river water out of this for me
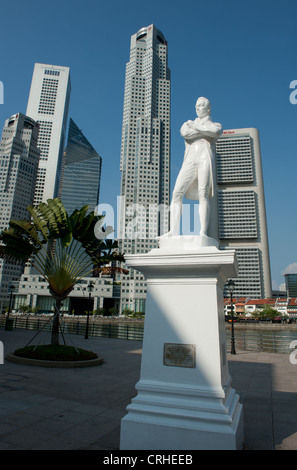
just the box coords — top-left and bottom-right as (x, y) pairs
(225, 325), (297, 353)
(6, 316), (297, 354)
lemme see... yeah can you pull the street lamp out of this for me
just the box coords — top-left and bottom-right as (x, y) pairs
(85, 281), (94, 339)
(5, 284), (15, 330)
(226, 279), (236, 355)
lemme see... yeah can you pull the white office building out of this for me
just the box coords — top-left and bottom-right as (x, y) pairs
(0, 113), (40, 308)
(13, 274), (120, 315)
(118, 25), (171, 312)
(26, 63), (71, 205)
(216, 128), (272, 298)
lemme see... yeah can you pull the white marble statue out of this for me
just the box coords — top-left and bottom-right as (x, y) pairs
(163, 97), (222, 238)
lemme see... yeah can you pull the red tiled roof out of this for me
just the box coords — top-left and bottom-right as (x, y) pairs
(224, 297), (297, 306)
(246, 299), (272, 305)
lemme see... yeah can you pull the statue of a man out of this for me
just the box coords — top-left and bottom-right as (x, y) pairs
(164, 97), (222, 238)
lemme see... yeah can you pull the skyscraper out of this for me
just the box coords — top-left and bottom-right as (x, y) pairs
(216, 128), (272, 298)
(119, 25), (171, 312)
(60, 118), (102, 215)
(284, 274), (297, 297)
(0, 113), (40, 308)
(26, 63), (71, 205)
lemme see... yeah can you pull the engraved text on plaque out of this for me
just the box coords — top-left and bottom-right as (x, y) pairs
(163, 343), (196, 368)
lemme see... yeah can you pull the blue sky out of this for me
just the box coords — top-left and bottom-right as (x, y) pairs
(0, 0), (296, 290)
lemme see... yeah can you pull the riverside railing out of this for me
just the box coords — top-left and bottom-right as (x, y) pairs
(0, 316), (144, 341)
(2, 316), (297, 353)
(225, 328), (297, 354)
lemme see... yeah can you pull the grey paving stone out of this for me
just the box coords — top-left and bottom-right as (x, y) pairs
(1, 328), (297, 450)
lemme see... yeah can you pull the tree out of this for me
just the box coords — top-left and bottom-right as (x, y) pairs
(0, 198), (125, 345)
(18, 304), (30, 314)
(122, 307), (135, 316)
(254, 306), (279, 321)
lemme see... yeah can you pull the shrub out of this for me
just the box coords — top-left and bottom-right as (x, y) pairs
(14, 344), (98, 361)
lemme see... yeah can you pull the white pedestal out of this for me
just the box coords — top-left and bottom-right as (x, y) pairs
(120, 236), (243, 450)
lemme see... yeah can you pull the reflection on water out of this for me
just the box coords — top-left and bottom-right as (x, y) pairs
(4, 316), (297, 353)
(63, 320), (145, 341)
(225, 327), (297, 353)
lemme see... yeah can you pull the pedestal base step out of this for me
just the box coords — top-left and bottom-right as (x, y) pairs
(120, 381), (244, 450)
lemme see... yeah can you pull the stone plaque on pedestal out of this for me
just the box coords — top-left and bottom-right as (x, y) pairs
(163, 343), (196, 368)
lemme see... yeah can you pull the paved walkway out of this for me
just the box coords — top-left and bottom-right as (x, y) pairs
(1, 328), (297, 450)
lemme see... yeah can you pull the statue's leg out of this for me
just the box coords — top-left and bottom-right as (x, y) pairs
(159, 160), (196, 238)
(170, 160), (196, 236)
(197, 153), (211, 237)
(198, 191), (209, 236)
(170, 192), (183, 236)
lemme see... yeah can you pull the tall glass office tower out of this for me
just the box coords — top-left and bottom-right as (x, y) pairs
(26, 63), (71, 205)
(118, 24), (171, 312)
(216, 128), (272, 298)
(0, 113), (40, 308)
(284, 274), (297, 297)
(60, 118), (102, 215)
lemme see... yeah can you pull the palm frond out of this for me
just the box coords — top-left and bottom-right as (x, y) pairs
(26, 204), (50, 244)
(0, 224), (38, 262)
(0, 198), (125, 300)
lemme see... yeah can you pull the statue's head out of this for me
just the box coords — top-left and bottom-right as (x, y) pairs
(196, 97), (211, 118)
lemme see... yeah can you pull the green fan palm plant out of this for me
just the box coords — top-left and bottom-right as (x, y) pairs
(0, 198), (125, 345)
